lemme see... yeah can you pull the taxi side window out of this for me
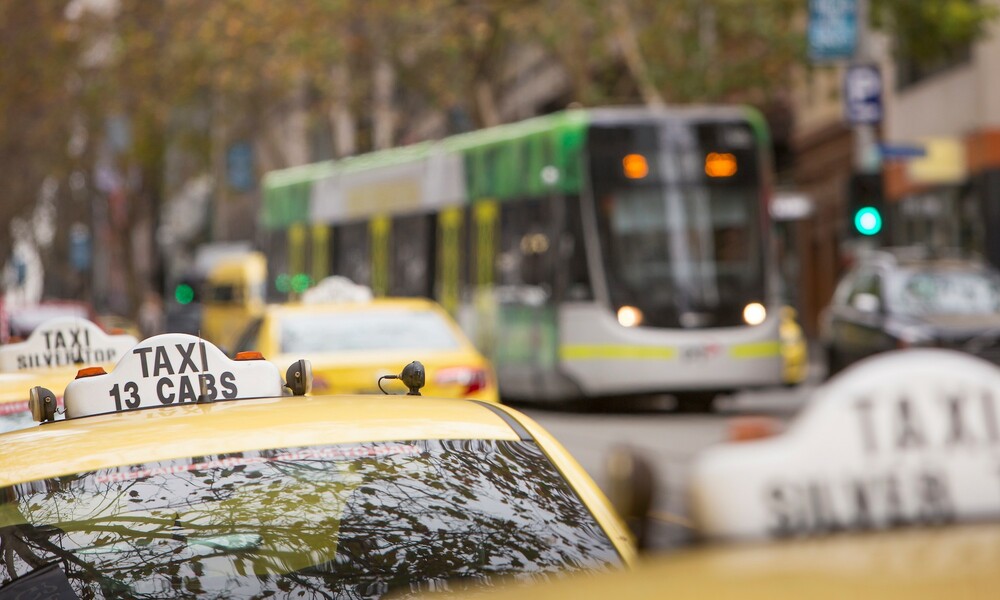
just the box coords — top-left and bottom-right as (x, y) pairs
(832, 269), (856, 307)
(233, 317), (264, 354)
(847, 269), (883, 312)
(498, 199), (554, 294)
(208, 284), (239, 303)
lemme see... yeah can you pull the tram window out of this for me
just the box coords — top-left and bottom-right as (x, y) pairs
(266, 228), (290, 301)
(463, 205), (476, 298)
(564, 195), (592, 301)
(498, 200), (554, 299)
(333, 221), (371, 287)
(390, 213), (435, 297)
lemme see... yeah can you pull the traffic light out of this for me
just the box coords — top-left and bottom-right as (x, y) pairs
(847, 173), (885, 237)
(174, 283), (195, 305)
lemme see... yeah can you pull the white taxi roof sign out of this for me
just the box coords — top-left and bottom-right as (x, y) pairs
(692, 349), (1000, 540)
(63, 333), (283, 419)
(0, 317), (137, 373)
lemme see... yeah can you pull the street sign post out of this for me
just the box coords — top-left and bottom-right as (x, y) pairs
(878, 143), (927, 160)
(844, 64), (882, 125)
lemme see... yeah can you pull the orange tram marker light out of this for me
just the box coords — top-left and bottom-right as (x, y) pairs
(622, 154), (649, 179)
(705, 152), (738, 178)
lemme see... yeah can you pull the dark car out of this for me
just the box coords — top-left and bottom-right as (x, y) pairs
(820, 249), (1000, 375)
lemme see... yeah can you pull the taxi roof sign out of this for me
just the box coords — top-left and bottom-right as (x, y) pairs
(63, 333), (283, 419)
(692, 349), (1000, 540)
(0, 317), (137, 373)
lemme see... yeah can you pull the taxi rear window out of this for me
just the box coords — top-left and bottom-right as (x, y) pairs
(0, 439), (621, 597)
(279, 309), (462, 353)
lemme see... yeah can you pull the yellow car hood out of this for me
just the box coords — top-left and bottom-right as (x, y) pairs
(479, 523), (1000, 599)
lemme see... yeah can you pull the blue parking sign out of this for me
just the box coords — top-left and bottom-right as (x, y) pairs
(844, 65), (882, 125)
(809, 0), (858, 61)
(227, 142), (255, 192)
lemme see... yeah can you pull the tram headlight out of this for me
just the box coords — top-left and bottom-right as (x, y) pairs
(742, 302), (767, 326)
(617, 305), (644, 328)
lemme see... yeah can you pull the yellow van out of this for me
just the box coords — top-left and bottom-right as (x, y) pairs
(200, 251), (267, 353)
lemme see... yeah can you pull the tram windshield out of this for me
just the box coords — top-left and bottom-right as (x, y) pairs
(589, 119), (767, 328)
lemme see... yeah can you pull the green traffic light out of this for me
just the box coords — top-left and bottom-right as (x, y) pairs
(291, 273), (311, 293)
(175, 283), (194, 305)
(854, 206), (882, 236)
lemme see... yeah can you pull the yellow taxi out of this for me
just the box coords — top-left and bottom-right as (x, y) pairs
(230, 295), (499, 402)
(0, 316), (137, 433)
(0, 371), (67, 432)
(471, 348), (1000, 599)
(0, 333), (632, 596)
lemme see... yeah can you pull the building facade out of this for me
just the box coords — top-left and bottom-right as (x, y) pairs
(785, 1), (1000, 335)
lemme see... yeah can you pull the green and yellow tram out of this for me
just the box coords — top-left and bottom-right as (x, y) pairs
(261, 106), (807, 408)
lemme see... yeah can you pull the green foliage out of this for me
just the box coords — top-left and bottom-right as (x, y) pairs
(1, 0), (997, 284)
(872, 0), (999, 63)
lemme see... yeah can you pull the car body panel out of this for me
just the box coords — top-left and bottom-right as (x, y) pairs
(478, 523), (1000, 599)
(242, 298), (500, 402)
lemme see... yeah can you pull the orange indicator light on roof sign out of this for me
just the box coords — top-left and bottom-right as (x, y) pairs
(76, 366), (107, 379)
(235, 351), (265, 361)
(622, 154), (649, 179)
(705, 152), (738, 177)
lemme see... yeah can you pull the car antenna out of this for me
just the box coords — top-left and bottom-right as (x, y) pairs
(378, 361), (426, 396)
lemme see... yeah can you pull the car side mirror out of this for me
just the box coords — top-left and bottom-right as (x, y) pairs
(852, 292), (881, 313)
(605, 446), (655, 550)
(285, 360), (313, 396)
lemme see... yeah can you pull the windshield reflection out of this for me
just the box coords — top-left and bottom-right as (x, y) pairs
(0, 439), (619, 598)
(888, 269), (1000, 316)
(279, 311), (460, 354)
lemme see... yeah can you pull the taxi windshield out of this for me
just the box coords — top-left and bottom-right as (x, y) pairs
(0, 439), (620, 598)
(888, 268), (1000, 316)
(279, 309), (461, 354)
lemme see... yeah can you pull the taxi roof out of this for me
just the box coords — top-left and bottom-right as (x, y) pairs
(266, 296), (444, 315)
(0, 394), (522, 487)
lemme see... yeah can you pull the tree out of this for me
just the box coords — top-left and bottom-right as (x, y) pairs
(872, 0), (999, 65)
(0, 1), (84, 280)
(1, 0), (997, 305)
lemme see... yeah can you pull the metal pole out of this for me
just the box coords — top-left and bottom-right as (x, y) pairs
(853, 0), (880, 175)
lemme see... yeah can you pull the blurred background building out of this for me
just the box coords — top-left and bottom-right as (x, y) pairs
(1, 0), (997, 339)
